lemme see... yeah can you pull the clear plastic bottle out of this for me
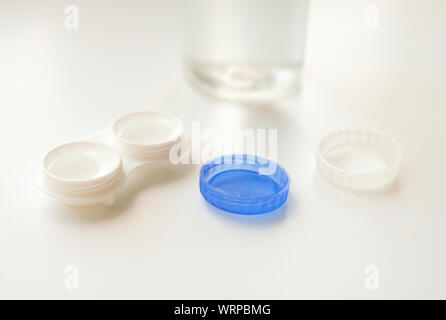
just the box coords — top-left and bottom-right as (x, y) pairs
(183, 0), (309, 103)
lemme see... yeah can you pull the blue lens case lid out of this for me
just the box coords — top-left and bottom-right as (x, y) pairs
(199, 155), (290, 215)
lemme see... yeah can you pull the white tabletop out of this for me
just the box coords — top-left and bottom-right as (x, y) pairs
(0, 0), (445, 299)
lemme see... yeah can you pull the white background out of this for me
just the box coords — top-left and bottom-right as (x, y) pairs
(0, 0), (445, 299)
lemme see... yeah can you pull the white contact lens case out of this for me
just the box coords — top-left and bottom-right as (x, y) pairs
(316, 129), (402, 190)
(39, 111), (186, 206)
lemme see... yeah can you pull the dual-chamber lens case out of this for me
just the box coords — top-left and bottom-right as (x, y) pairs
(39, 111), (186, 206)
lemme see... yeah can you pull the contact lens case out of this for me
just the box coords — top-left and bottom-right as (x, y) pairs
(39, 111), (186, 206)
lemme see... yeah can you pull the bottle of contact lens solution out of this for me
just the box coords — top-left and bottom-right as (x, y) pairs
(183, 0), (309, 103)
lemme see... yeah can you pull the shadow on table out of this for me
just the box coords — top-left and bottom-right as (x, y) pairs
(202, 192), (296, 227)
(44, 164), (195, 223)
(313, 171), (402, 200)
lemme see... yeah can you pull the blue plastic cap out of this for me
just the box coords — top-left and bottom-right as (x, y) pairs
(199, 155), (290, 215)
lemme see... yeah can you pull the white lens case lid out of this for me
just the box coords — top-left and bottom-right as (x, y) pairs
(39, 110), (187, 207)
(316, 129), (402, 190)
